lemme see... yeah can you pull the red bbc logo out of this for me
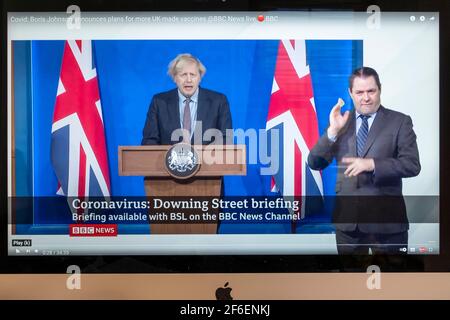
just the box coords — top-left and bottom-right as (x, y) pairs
(419, 247), (427, 253)
(70, 224), (118, 237)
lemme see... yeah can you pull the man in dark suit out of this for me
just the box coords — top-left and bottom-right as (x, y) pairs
(308, 67), (421, 254)
(141, 53), (232, 145)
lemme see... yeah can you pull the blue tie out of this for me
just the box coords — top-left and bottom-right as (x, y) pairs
(356, 115), (370, 157)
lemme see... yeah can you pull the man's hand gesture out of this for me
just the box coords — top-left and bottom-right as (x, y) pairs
(327, 98), (350, 137)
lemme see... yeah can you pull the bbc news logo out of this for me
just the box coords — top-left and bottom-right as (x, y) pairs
(69, 224), (118, 237)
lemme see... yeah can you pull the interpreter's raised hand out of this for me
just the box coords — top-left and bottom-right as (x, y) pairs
(327, 98), (350, 137)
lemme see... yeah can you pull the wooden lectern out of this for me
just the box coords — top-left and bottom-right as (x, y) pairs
(118, 145), (246, 234)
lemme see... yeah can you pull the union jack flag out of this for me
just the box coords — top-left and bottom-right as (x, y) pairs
(51, 40), (111, 198)
(266, 40), (324, 219)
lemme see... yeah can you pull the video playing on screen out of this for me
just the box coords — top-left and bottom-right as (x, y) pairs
(7, 10), (439, 256)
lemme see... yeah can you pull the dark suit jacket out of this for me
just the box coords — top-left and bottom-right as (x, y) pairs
(307, 106), (421, 233)
(141, 87), (232, 145)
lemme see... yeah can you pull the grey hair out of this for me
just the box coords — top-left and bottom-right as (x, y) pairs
(167, 53), (206, 79)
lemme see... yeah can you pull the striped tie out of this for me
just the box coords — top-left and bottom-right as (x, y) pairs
(356, 115), (370, 157)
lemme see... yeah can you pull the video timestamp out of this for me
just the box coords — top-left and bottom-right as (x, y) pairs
(42, 250), (70, 256)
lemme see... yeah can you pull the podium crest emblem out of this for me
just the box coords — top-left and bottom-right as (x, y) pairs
(165, 143), (200, 179)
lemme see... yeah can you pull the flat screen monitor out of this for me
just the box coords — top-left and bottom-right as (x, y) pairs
(1, 0), (450, 300)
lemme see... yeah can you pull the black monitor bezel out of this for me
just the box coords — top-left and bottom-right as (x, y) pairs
(1, 0), (449, 273)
